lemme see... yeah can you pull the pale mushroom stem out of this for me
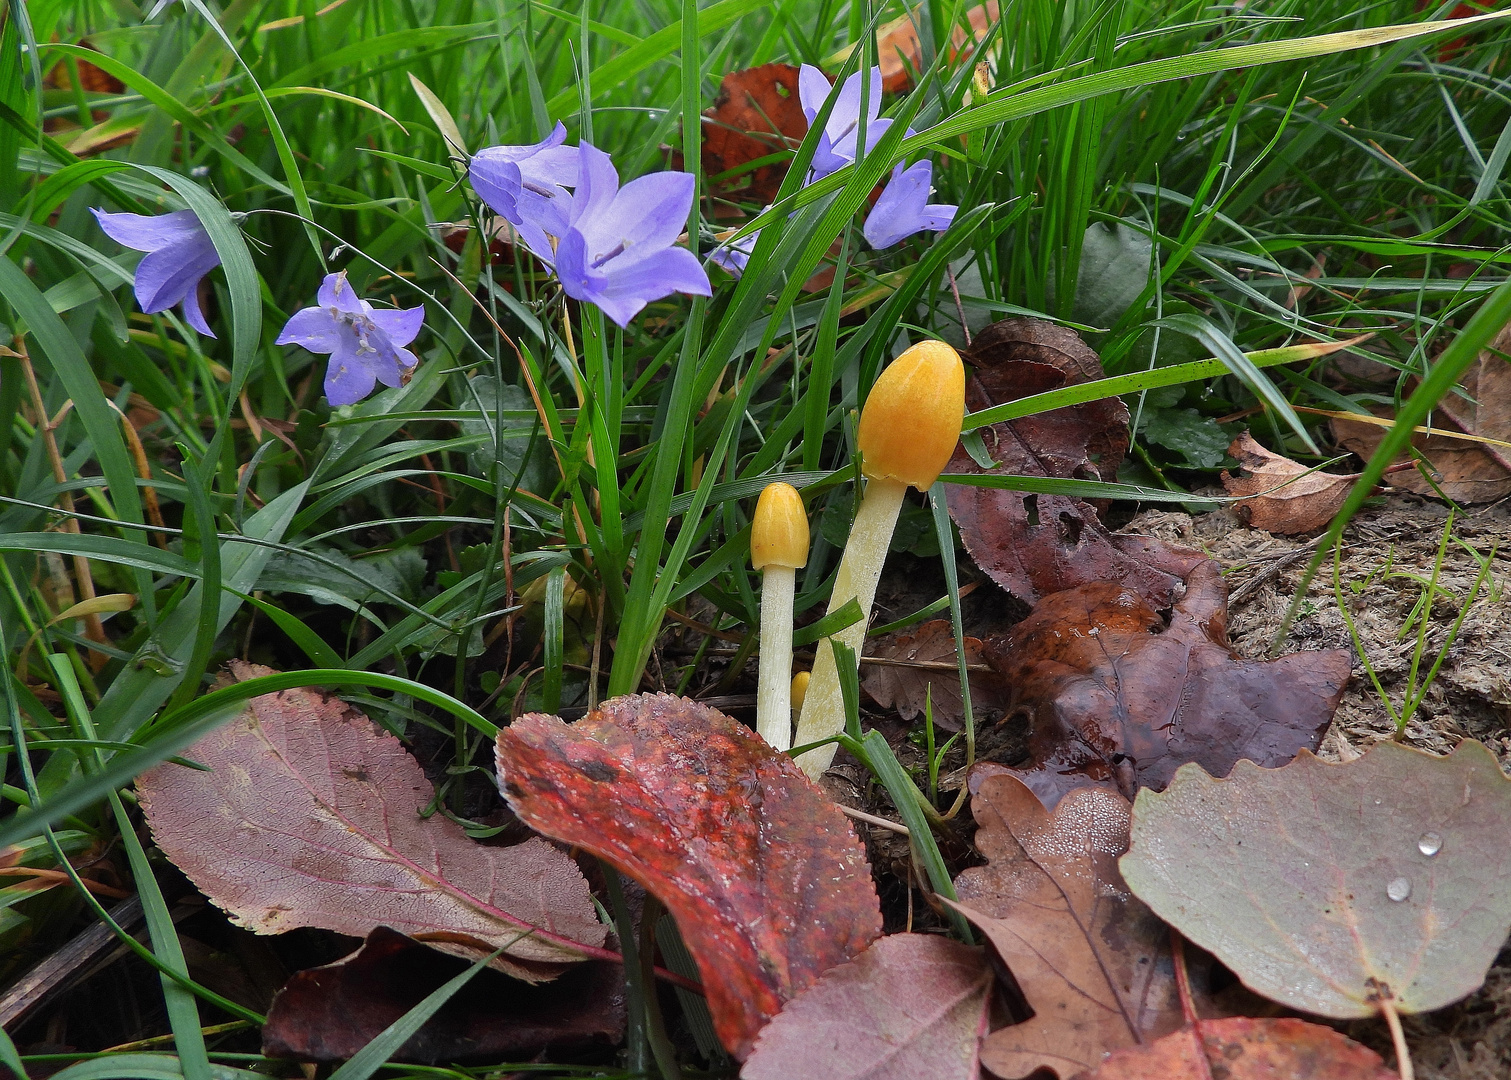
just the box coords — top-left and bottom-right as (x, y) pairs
(755, 565), (797, 751)
(792, 476), (908, 779)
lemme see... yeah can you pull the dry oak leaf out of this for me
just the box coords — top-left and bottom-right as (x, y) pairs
(946, 317), (1206, 609)
(949, 773), (1191, 1080)
(861, 619), (1007, 732)
(262, 926), (624, 1064)
(1075, 1017), (1398, 1080)
(701, 64), (811, 205)
(981, 558), (1350, 810)
(137, 662), (604, 980)
(494, 693), (883, 1060)
(1121, 739), (1511, 1017)
(1220, 432), (1357, 534)
(740, 934), (996, 1080)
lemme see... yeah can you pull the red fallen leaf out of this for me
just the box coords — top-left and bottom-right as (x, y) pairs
(949, 774), (1192, 1080)
(740, 934), (997, 1080)
(262, 926), (624, 1064)
(1221, 432), (1358, 534)
(946, 317), (1207, 609)
(701, 63), (811, 205)
(138, 662), (605, 980)
(861, 619), (1006, 732)
(875, 3), (1001, 93)
(1075, 1017), (1398, 1079)
(495, 693), (883, 1060)
(978, 559), (1351, 809)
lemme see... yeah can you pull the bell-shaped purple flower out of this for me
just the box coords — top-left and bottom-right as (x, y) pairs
(863, 160), (957, 248)
(551, 143), (711, 327)
(469, 122), (581, 258)
(91, 208), (221, 336)
(708, 222), (762, 277)
(275, 272), (425, 406)
(798, 64), (896, 181)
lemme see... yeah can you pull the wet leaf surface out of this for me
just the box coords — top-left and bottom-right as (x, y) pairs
(261, 926), (624, 1064)
(946, 317), (1206, 608)
(861, 619), (1006, 732)
(494, 693), (883, 1060)
(137, 662), (605, 978)
(1221, 432), (1358, 534)
(979, 559), (1351, 809)
(1075, 1017), (1398, 1079)
(701, 64), (810, 205)
(949, 773), (1190, 1080)
(740, 934), (996, 1080)
(1121, 739), (1511, 1017)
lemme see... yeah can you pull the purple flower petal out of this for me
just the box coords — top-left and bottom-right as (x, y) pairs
(179, 278), (216, 338)
(523, 143), (581, 188)
(469, 153), (525, 221)
(553, 228), (610, 299)
(862, 160), (957, 248)
(709, 228), (759, 277)
(367, 305), (425, 347)
(317, 272), (366, 315)
(324, 331), (379, 406)
(275, 306), (342, 351)
(589, 246), (712, 328)
(133, 234), (220, 313)
(569, 143), (621, 229)
(798, 64), (831, 125)
(575, 170), (694, 266)
(92, 208), (203, 251)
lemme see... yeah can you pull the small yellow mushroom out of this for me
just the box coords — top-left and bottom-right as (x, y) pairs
(792, 340), (964, 780)
(751, 481), (809, 751)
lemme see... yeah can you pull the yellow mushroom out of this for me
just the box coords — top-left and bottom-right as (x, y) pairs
(751, 481), (810, 751)
(792, 340), (965, 780)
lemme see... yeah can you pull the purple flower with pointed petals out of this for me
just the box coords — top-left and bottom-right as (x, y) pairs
(863, 160), (958, 249)
(275, 272), (425, 406)
(550, 143), (712, 327)
(91, 208), (221, 337)
(708, 222), (762, 277)
(469, 121), (581, 258)
(798, 64), (896, 181)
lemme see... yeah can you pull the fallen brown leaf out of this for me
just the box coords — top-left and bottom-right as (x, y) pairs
(875, 3), (1001, 93)
(949, 773), (1189, 1080)
(701, 64), (811, 205)
(861, 619), (1006, 731)
(495, 693), (882, 1060)
(741, 934), (997, 1080)
(1122, 739), (1511, 1017)
(980, 559), (1351, 809)
(946, 317), (1207, 608)
(1221, 432), (1358, 534)
(138, 662), (604, 980)
(262, 926), (624, 1064)
(1075, 1016), (1398, 1079)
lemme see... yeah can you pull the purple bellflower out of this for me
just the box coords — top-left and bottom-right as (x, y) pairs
(798, 64), (896, 181)
(275, 272), (425, 406)
(863, 160), (958, 248)
(91, 208), (221, 337)
(550, 143), (711, 327)
(469, 122), (581, 257)
(708, 221), (762, 277)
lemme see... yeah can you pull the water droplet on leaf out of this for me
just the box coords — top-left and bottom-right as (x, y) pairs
(1418, 832), (1442, 856)
(1387, 877), (1411, 902)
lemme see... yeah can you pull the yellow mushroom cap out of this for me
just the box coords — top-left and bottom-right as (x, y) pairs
(857, 340), (966, 490)
(790, 670), (811, 710)
(751, 481), (810, 570)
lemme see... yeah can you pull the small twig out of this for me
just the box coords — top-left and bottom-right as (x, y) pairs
(1228, 540), (1324, 608)
(840, 805), (911, 836)
(1171, 931), (1215, 1080)
(663, 607), (745, 643)
(946, 265), (972, 347)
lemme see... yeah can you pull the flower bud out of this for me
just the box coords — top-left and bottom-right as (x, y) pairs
(751, 482), (810, 570)
(857, 340), (966, 490)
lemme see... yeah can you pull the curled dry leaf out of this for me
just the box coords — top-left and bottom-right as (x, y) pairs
(1076, 1017), (1398, 1080)
(495, 693), (883, 1060)
(262, 926), (624, 1064)
(946, 317), (1206, 609)
(137, 662), (604, 980)
(701, 64), (811, 205)
(861, 619), (1007, 732)
(949, 773), (1191, 1080)
(1121, 739), (1511, 1017)
(979, 559), (1350, 810)
(740, 935), (996, 1080)
(1220, 432), (1358, 534)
